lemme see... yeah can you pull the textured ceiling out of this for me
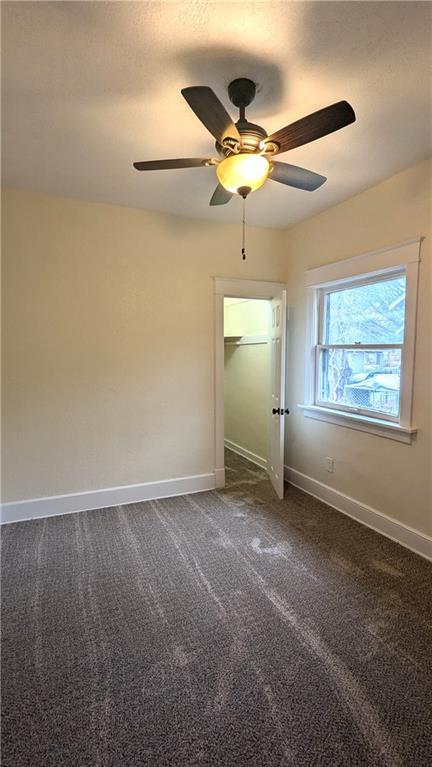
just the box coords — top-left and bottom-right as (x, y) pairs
(2, 1), (431, 228)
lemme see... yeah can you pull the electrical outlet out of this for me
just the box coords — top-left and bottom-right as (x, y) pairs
(325, 457), (335, 473)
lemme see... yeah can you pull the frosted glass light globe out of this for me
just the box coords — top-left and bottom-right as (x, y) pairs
(216, 154), (269, 194)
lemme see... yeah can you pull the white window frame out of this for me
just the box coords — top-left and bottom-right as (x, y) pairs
(299, 238), (422, 444)
(315, 271), (405, 423)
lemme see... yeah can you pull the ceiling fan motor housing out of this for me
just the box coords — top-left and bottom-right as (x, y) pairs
(237, 119), (267, 151)
(217, 119), (268, 157)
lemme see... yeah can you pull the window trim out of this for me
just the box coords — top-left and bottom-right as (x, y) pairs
(300, 238), (422, 443)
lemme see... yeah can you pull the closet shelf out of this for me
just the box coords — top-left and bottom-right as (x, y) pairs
(224, 334), (268, 346)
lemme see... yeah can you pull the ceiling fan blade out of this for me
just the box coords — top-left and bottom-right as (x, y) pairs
(133, 158), (211, 171)
(269, 162), (327, 191)
(181, 86), (240, 144)
(209, 184), (233, 206)
(267, 101), (355, 154)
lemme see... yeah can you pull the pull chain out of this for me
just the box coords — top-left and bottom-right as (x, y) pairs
(238, 186), (250, 261)
(241, 195), (246, 260)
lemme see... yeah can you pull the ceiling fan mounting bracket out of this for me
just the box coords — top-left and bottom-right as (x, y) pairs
(260, 140), (279, 155)
(219, 136), (241, 155)
(228, 78), (257, 109)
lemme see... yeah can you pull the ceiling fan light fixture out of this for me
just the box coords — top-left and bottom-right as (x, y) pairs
(216, 153), (269, 195)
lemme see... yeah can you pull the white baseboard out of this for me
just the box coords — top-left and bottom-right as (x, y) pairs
(224, 439), (267, 470)
(214, 467), (226, 488)
(1, 472), (216, 525)
(284, 466), (432, 562)
(4, 461), (430, 563)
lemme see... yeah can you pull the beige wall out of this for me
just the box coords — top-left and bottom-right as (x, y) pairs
(224, 299), (269, 462)
(2, 160), (431, 540)
(1, 189), (285, 501)
(283, 158), (432, 536)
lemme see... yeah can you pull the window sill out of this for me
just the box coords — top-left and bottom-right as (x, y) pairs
(298, 404), (417, 444)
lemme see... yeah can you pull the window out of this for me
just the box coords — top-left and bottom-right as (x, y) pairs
(300, 239), (421, 443)
(316, 274), (405, 421)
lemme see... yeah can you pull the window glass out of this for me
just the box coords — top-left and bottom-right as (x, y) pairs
(318, 348), (401, 417)
(323, 276), (406, 345)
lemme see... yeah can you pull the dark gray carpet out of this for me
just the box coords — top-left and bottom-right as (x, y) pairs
(2, 450), (432, 766)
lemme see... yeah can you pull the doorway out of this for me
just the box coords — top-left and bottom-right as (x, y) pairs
(224, 297), (270, 472)
(214, 278), (288, 498)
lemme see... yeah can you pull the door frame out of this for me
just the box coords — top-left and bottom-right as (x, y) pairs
(214, 277), (288, 488)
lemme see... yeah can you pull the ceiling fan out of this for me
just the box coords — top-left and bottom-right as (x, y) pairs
(133, 78), (356, 205)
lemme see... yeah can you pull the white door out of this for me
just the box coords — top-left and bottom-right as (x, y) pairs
(268, 290), (287, 499)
